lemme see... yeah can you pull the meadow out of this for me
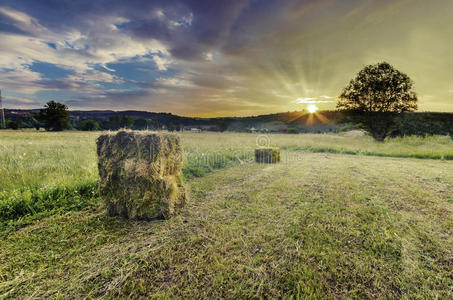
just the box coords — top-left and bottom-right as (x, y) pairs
(0, 130), (452, 298)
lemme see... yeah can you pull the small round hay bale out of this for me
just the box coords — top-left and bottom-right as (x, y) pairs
(255, 148), (280, 164)
(97, 131), (187, 220)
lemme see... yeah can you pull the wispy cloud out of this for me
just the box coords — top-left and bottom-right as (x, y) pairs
(295, 96), (336, 104)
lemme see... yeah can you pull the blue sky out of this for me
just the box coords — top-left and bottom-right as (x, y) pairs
(0, 0), (452, 116)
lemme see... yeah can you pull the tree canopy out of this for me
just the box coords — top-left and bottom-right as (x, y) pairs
(39, 101), (70, 131)
(337, 62), (417, 113)
(76, 119), (100, 131)
(337, 62), (418, 141)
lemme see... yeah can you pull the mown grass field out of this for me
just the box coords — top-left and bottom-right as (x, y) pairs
(0, 130), (452, 298)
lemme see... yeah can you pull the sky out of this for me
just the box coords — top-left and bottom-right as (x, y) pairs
(0, 0), (452, 117)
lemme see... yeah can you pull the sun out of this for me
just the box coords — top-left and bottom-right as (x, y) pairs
(307, 104), (318, 113)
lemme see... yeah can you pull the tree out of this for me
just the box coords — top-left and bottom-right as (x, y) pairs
(40, 101), (70, 131)
(8, 119), (24, 130)
(76, 119), (100, 131)
(132, 118), (149, 130)
(107, 115), (134, 130)
(29, 114), (41, 130)
(167, 122), (176, 132)
(217, 119), (229, 132)
(337, 62), (417, 141)
(153, 120), (162, 130)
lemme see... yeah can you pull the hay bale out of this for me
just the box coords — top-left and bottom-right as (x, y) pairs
(97, 131), (187, 220)
(255, 148), (280, 164)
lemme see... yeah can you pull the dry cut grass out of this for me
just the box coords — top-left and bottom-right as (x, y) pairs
(1, 151), (452, 298)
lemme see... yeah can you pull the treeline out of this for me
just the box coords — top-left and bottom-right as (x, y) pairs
(3, 101), (453, 138)
(392, 113), (453, 137)
(3, 101), (188, 132)
(339, 112), (453, 138)
(4, 113), (184, 131)
(75, 116), (181, 131)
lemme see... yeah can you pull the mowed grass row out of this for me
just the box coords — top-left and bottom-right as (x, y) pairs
(1, 131), (453, 228)
(1, 153), (452, 298)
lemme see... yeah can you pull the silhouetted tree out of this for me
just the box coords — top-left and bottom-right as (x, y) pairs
(337, 62), (417, 141)
(39, 101), (70, 131)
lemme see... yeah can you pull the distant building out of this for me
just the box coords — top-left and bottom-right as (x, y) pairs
(10, 110), (30, 115)
(183, 125), (216, 132)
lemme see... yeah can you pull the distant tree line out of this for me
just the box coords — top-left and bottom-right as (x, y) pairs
(3, 101), (185, 132)
(2, 96), (452, 139)
(77, 116), (174, 131)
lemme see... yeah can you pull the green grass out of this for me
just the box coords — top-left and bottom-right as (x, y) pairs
(2, 131), (451, 191)
(0, 130), (452, 298)
(281, 134), (453, 160)
(1, 131), (452, 228)
(0, 131), (254, 226)
(1, 153), (452, 298)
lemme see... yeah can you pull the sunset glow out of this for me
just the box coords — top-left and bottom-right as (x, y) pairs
(307, 104), (319, 114)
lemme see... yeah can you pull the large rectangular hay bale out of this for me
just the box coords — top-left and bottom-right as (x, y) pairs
(97, 131), (187, 220)
(255, 148), (280, 163)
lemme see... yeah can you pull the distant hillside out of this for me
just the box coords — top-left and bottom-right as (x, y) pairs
(3, 109), (453, 135)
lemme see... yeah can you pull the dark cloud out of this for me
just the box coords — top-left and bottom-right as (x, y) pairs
(1, 0), (251, 61)
(120, 19), (172, 41)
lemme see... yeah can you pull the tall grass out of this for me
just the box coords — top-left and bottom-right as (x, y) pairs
(0, 131), (98, 191)
(0, 182), (98, 231)
(1, 130), (452, 226)
(2, 131), (452, 192)
(282, 134), (453, 160)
